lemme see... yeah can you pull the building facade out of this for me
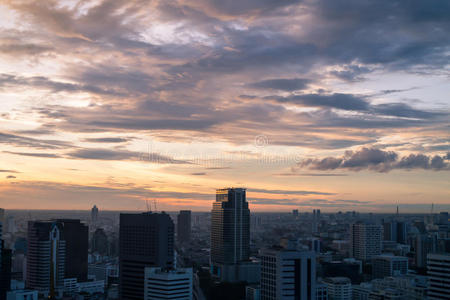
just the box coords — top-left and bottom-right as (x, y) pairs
(427, 253), (450, 300)
(144, 267), (192, 300)
(119, 212), (174, 300)
(372, 255), (408, 279)
(177, 210), (191, 244)
(323, 277), (351, 300)
(350, 223), (382, 261)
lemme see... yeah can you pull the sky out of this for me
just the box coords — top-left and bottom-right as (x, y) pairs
(0, 0), (449, 212)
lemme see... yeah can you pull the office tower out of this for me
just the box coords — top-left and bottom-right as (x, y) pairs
(144, 267), (192, 300)
(350, 222), (382, 261)
(292, 209), (299, 218)
(56, 219), (88, 281)
(1, 222), (12, 300)
(211, 188), (250, 282)
(312, 210), (319, 234)
(26, 221), (66, 296)
(323, 277), (351, 300)
(315, 281), (328, 300)
(91, 205), (99, 225)
(427, 253), (450, 300)
(92, 228), (109, 255)
(177, 210), (191, 244)
(415, 234), (436, 268)
(119, 212), (174, 300)
(383, 221), (406, 244)
(260, 240), (316, 300)
(372, 255), (408, 279)
(321, 260), (362, 284)
(0, 209), (4, 226)
(438, 212), (448, 225)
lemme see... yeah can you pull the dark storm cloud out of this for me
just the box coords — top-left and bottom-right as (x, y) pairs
(248, 78), (310, 91)
(371, 103), (442, 119)
(299, 147), (450, 172)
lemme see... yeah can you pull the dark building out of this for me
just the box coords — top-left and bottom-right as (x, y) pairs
(177, 210), (191, 244)
(211, 188), (250, 282)
(383, 221), (406, 244)
(26, 221), (66, 295)
(56, 219), (88, 281)
(92, 228), (109, 255)
(26, 219), (88, 295)
(119, 212), (174, 300)
(321, 261), (362, 284)
(0, 225), (11, 300)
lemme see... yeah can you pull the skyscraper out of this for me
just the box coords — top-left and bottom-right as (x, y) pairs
(177, 210), (191, 244)
(119, 212), (174, 300)
(427, 253), (450, 300)
(92, 228), (109, 255)
(0, 221), (12, 300)
(26, 221), (66, 296)
(260, 240), (316, 300)
(211, 188), (250, 282)
(383, 221), (406, 244)
(26, 219), (88, 296)
(91, 205), (99, 225)
(144, 267), (193, 300)
(350, 222), (382, 261)
(56, 219), (89, 281)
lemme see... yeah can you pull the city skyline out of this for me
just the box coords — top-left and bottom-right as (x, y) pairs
(0, 0), (449, 212)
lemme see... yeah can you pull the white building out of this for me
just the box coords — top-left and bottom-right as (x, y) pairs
(323, 277), (351, 300)
(144, 267), (193, 300)
(6, 290), (38, 300)
(260, 240), (316, 300)
(427, 253), (450, 300)
(350, 223), (382, 261)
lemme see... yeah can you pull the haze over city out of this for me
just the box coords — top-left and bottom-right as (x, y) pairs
(0, 0), (449, 212)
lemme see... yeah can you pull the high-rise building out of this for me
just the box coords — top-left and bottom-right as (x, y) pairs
(260, 240), (316, 300)
(26, 219), (88, 296)
(323, 277), (351, 300)
(91, 205), (99, 225)
(1, 222), (12, 300)
(350, 222), (382, 261)
(383, 221), (406, 244)
(26, 221), (66, 296)
(415, 234), (436, 268)
(144, 267), (192, 300)
(292, 210), (299, 218)
(427, 253), (450, 300)
(119, 212), (174, 300)
(177, 210), (191, 244)
(211, 188), (250, 282)
(372, 255), (408, 279)
(56, 219), (88, 281)
(91, 228), (109, 255)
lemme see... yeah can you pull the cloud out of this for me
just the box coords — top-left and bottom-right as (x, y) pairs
(83, 137), (131, 143)
(299, 147), (450, 172)
(0, 132), (72, 150)
(191, 172), (207, 176)
(249, 188), (335, 196)
(0, 169), (19, 173)
(4, 151), (61, 158)
(6, 175), (16, 179)
(248, 78), (310, 91)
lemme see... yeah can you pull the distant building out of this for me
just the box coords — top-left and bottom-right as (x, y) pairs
(91, 228), (108, 255)
(1, 223), (12, 300)
(323, 277), (351, 300)
(260, 240), (316, 300)
(91, 205), (99, 225)
(383, 221), (406, 244)
(316, 281), (328, 300)
(6, 290), (38, 300)
(372, 255), (408, 279)
(293, 210), (299, 218)
(371, 275), (427, 300)
(414, 234), (436, 268)
(427, 253), (450, 300)
(246, 285), (261, 300)
(119, 212), (174, 300)
(144, 267), (192, 300)
(350, 223), (382, 261)
(211, 188), (253, 282)
(177, 210), (191, 244)
(321, 260), (361, 284)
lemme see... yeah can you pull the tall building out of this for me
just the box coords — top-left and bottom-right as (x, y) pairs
(323, 277), (351, 300)
(211, 188), (250, 282)
(26, 221), (66, 296)
(427, 253), (450, 300)
(144, 267), (192, 300)
(350, 222), (382, 261)
(1, 222), (12, 300)
(26, 219), (88, 296)
(91, 205), (99, 225)
(177, 210), (191, 244)
(56, 219), (88, 281)
(91, 228), (109, 255)
(415, 234), (436, 268)
(383, 221), (406, 244)
(119, 212), (174, 300)
(372, 255), (408, 279)
(260, 240), (316, 300)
